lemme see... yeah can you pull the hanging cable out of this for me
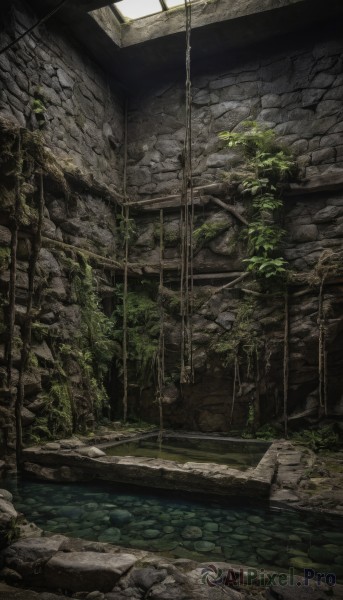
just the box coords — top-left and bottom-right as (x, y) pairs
(156, 209), (165, 444)
(180, 0), (194, 385)
(122, 100), (129, 422)
(0, 0), (69, 56)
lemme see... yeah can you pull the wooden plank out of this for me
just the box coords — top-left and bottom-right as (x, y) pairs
(128, 183), (226, 208)
(287, 173), (343, 196)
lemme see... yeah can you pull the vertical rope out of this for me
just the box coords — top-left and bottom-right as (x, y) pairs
(6, 132), (21, 462)
(122, 100), (129, 422)
(6, 133), (21, 390)
(318, 275), (327, 414)
(180, 0), (194, 385)
(283, 289), (289, 438)
(230, 356), (238, 426)
(157, 209), (165, 444)
(16, 170), (45, 466)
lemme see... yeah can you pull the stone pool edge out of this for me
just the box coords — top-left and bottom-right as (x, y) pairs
(21, 439), (280, 501)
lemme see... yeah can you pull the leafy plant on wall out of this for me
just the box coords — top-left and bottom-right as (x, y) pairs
(219, 121), (295, 281)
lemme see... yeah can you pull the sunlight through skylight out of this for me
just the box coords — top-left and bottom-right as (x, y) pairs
(165, 0), (185, 7)
(113, 0), (197, 22)
(115, 0), (163, 20)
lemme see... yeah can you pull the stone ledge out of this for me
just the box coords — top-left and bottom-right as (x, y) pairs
(22, 439), (279, 501)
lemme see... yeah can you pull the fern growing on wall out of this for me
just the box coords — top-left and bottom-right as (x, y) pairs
(219, 121), (295, 280)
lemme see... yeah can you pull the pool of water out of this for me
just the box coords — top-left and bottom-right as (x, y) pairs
(5, 478), (343, 577)
(104, 435), (270, 469)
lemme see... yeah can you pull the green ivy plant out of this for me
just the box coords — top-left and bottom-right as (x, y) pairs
(219, 122), (295, 280)
(112, 281), (159, 392)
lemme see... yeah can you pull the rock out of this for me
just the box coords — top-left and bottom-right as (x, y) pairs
(109, 509), (132, 526)
(32, 341), (54, 365)
(4, 536), (66, 574)
(57, 68), (74, 89)
(142, 529), (160, 539)
(0, 225), (11, 245)
(0, 567), (23, 584)
(181, 526), (202, 540)
(0, 489), (13, 502)
(313, 205), (340, 223)
(257, 548), (278, 562)
(86, 592), (105, 599)
(43, 551), (137, 592)
(97, 527), (121, 543)
(129, 567), (168, 591)
(266, 585), (333, 600)
(194, 540), (215, 552)
(203, 522), (219, 532)
(77, 446), (106, 458)
(246, 516), (263, 524)
(0, 498), (17, 528)
(291, 224), (318, 242)
(21, 407), (35, 427)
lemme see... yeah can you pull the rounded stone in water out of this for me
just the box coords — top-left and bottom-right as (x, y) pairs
(181, 526), (202, 540)
(109, 509), (132, 526)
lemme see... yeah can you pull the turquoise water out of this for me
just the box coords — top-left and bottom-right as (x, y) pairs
(104, 436), (269, 469)
(5, 478), (343, 577)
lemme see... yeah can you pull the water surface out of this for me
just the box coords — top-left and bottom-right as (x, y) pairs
(6, 477), (343, 578)
(105, 435), (269, 469)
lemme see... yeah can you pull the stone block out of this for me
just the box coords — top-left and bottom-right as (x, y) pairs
(313, 205), (340, 223)
(291, 225), (318, 242)
(57, 68), (74, 90)
(44, 551), (137, 592)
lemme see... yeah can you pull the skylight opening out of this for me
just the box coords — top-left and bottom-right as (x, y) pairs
(113, 0), (196, 23)
(115, 0), (163, 21)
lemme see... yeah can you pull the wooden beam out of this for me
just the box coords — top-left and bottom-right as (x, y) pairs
(286, 173), (343, 196)
(211, 197), (249, 226)
(128, 183), (227, 208)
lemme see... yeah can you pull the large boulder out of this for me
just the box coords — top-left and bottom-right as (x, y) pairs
(43, 551), (137, 592)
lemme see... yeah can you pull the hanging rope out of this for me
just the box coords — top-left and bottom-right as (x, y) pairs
(15, 170), (45, 466)
(6, 132), (21, 393)
(318, 275), (327, 415)
(180, 0), (194, 385)
(156, 209), (165, 443)
(283, 288), (289, 438)
(122, 100), (129, 422)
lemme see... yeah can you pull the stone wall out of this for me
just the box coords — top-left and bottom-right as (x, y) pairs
(0, 0), (124, 190)
(0, 2), (342, 445)
(129, 190), (343, 432)
(0, 118), (120, 459)
(126, 30), (343, 432)
(127, 32), (343, 198)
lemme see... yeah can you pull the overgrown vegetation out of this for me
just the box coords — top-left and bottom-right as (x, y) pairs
(211, 298), (263, 370)
(219, 122), (295, 280)
(71, 259), (115, 415)
(113, 281), (159, 392)
(193, 219), (228, 250)
(292, 425), (340, 453)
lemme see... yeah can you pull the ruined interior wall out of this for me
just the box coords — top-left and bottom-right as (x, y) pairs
(0, 5), (343, 443)
(127, 31), (343, 432)
(127, 33), (343, 198)
(0, 0), (124, 190)
(0, 1), (124, 455)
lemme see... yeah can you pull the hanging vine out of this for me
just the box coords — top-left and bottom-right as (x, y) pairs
(283, 289), (289, 438)
(156, 209), (165, 442)
(6, 133), (22, 391)
(180, 0), (194, 385)
(122, 100), (129, 422)
(15, 170), (45, 464)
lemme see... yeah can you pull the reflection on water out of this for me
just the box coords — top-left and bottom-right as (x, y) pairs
(105, 436), (270, 469)
(5, 477), (343, 577)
